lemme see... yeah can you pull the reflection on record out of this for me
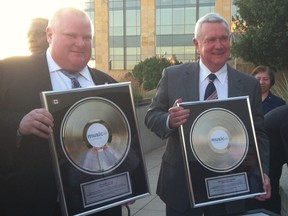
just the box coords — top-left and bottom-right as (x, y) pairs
(190, 108), (248, 172)
(60, 97), (131, 175)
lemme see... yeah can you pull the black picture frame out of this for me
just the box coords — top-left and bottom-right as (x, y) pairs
(178, 96), (265, 208)
(40, 82), (150, 216)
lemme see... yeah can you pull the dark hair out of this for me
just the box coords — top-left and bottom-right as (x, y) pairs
(251, 65), (275, 87)
(31, 17), (49, 25)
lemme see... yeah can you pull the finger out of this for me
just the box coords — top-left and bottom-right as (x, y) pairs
(30, 127), (52, 139)
(173, 98), (183, 107)
(33, 119), (53, 135)
(35, 108), (54, 127)
(169, 108), (190, 128)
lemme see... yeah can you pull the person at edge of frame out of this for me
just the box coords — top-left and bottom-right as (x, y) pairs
(27, 17), (49, 55)
(251, 65), (286, 115)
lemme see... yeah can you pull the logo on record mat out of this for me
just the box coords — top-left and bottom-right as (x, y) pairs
(86, 123), (109, 148)
(210, 129), (229, 151)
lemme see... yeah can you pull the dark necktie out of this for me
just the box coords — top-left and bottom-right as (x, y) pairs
(204, 73), (218, 100)
(61, 69), (81, 88)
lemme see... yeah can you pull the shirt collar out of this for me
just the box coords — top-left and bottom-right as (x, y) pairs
(46, 48), (90, 80)
(199, 59), (227, 84)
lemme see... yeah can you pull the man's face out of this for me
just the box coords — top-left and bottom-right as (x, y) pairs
(47, 12), (92, 72)
(254, 71), (271, 94)
(194, 22), (231, 72)
(27, 20), (49, 54)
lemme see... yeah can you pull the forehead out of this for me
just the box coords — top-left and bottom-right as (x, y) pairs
(200, 22), (229, 38)
(55, 13), (92, 33)
(255, 71), (270, 77)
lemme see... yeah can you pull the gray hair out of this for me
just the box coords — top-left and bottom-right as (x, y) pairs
(194, 13), (230, 40)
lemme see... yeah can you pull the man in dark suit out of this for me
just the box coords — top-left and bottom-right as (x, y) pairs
(145, 13), (271, 216)
(0, 7), (121, 216)
(264, 105), (288, 214)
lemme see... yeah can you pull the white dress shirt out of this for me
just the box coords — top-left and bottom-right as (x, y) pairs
(46, 49), (95, 90)
(199, 59), (228, 100)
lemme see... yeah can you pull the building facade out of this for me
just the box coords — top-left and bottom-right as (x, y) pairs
(78, 0), (235, 79)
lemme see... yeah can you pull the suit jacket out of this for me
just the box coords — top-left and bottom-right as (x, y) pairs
(265, 104), (288, 164)
(262, 104), (288, 213)
(0, 54), (117, 216)
(145, 62), (269, 213)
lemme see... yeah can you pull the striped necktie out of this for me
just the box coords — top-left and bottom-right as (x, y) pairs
(204, 73), (218, 100)
(61, 69), (81, 88)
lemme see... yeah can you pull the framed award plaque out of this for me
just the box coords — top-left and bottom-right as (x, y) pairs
(178, 96), (266, 207)
(40, 82), (150, 216)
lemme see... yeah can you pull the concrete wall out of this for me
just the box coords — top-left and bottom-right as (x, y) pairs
(135, 102), (166, 154)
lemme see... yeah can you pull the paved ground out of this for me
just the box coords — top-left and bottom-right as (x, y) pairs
(122, 145), (165, 216)
(122, 145), (288, 216)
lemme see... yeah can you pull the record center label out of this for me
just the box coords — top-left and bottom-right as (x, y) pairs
(86, 123), (109, 148)
(210, 130), (229, 151)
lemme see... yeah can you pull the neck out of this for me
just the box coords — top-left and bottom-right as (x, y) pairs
(262, 91), (269, 101)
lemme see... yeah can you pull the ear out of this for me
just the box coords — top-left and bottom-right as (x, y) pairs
(46, 27), (52, 44)
(193, 38), (199, 52)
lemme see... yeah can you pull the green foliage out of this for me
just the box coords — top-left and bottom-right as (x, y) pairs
(131, 56), (181, 91)
(232, 0), (288, 70)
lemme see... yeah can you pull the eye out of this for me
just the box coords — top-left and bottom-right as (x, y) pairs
(66, 33), (76, 39)
(205, 37), (217, 44)
(220, 35), (229, 42)
(83, 35), (92, 41)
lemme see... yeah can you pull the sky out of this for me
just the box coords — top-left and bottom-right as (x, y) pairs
(0, 0), (82, 59)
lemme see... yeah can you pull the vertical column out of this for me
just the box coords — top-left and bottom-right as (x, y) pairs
(95, 0), (109, 72)
(215, 0), (232, 29)
(141, 0), (156, 60)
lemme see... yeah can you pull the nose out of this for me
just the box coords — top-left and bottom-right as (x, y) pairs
(75, 37), (86, 47)
(28, 36), (37, 43)
(214, 38), (225, 48)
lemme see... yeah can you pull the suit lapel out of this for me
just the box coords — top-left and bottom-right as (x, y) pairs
(182, 62), (200, 101)
(89, 67), (106, 85)
(227, 65), (244, 97)
(31, 54), (53, 91)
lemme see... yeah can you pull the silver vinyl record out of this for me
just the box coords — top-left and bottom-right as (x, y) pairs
(190, 108), (248, 172)
(60, 97), (131, 175)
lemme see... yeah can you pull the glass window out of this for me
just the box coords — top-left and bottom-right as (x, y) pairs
(185, 0), (197, 5)
(126, 47), (138, 55)
(110, 11), (123, 27)
(126, 0), (140, 9)
(109, 0), (140, 70)
(173, 8), (185, 25)
(110, 36), (124, 47)
(110, 47), (124, 55)
(109, 1), (123, 10)
(156, 0), (173, 7)
(173, 46), (185, 54)
(199, 6), (215, 18)
(185, 24), (194, 34)
(156, 0), (215, 63)
(159, 26), (173, 35)
(160, 8), (172, 25)
(173, 0), (185, 6)
(173, 25), (185, 34)
(112, 61), (124, 70)
(126, 36), (141, 47)
(126, 10), (138, 26)
(185, 7), (196, 25)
